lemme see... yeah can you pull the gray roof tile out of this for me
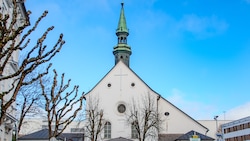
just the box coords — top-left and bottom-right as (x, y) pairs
(18, 129), (83, 141)
(107, 137), (133, 141)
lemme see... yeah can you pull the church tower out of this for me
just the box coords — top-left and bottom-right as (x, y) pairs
(113, 2), (132, 67)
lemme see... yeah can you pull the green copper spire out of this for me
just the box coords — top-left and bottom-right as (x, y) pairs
(116, 2), (129, 34)
(113, 2), (132, 67)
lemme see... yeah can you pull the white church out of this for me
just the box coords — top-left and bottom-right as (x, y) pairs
(83, 2), (213, 141)
(18, 2), (217, 141)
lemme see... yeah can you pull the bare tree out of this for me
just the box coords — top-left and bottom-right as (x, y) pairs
(40, 69), (85, 139)
(127, 93), (162, 141)
(16, 69), (47, 134)
(0, 0), (65, 125)
(83, 96), (104, 141)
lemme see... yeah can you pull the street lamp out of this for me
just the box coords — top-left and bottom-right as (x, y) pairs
(214, 115), (218, 132)
(214, 116), (219, 141)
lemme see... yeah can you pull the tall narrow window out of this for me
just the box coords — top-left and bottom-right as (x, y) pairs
(104, 122), (111, 139)
(131, 122), (138, 139)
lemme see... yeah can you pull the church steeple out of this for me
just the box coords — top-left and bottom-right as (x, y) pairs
(113, 2), (132, 67)
(116, 2), (128, 34)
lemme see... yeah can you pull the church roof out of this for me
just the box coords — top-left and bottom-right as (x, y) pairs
(116, 2), (128, 34)
(176, 130), (214, 140)
(159, 130), (214, 141)
(18, 129), (84, 140)
(18, 129), (50, 140)
(159, 134), (183, 141)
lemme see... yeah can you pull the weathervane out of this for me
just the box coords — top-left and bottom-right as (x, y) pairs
(121, 0), (124, 6)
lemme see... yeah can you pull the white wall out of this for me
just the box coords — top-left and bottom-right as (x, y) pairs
(19, 118), (85, 135)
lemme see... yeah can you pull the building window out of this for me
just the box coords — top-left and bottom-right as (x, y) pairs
(71, 128), (84, 133)
(131, 83), (135, 87)
(107, 83), (111, 87)
(104, 122), (111, 139)
(42, 125), (63, 130)
(42, 125), (48, 129)
(117, 104), (126, 113)
(131, 122), (138, 139)
(72, 137), (83, 141)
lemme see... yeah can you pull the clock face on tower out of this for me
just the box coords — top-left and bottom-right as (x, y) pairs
(117, 104), (126, 113)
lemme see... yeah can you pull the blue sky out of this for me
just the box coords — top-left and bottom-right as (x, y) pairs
(24, 0), (250, 120)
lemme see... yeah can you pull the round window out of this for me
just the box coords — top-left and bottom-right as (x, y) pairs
(117, 104), (126, 113)
(131, 83), (135, 87)
(107, 83), (111, 87)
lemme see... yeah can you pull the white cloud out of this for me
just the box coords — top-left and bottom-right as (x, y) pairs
(167, 88), (216, 120)
(245, 0), (250, 4)
(176, 14), (229, 39)
(219, 102), (250, 120)
(167, 88), (250, 121)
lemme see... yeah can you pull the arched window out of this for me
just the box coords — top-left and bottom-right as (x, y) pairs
(104, 122), (111, 138)
(131, 122), (138, 139)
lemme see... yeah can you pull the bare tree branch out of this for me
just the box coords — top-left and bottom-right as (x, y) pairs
(0, 0), (65, 125)
(83, 96), (104, 141)
(126, 93), (163, 141)
(16, 69), (47, 134)
(40, 69), (85, 139)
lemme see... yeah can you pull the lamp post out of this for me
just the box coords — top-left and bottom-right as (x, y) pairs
(214, 116), (219, 141)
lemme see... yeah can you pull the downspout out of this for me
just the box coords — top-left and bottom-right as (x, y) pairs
(205, 128), (209, 135)
(157, 95), (161, 114)
(157, 95), (161, 140)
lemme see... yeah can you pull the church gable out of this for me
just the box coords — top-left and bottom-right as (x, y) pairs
(85, 60), (208, 139)
(85, 61), (161, 139)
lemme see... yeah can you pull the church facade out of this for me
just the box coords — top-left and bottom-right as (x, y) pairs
(84, 3), (212, 141)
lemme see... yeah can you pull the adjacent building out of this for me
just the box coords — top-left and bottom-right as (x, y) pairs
(0, 0), (28, 140)
(198, 120), (232, 140)
(221, 116), (250, 141)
